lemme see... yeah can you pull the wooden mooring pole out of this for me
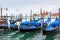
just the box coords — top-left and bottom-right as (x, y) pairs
(59, 8), (60, 33)
(18, 13), (22, 30)
(30, 10), (32, 21)
(50, 12), (51, 24)
(11, 14), (13, 20)
(1, 7), (2, 20)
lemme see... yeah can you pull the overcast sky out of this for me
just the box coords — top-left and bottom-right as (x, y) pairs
(0, 0), (60, 16)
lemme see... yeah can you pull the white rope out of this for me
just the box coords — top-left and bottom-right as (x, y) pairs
(8, 19), (10, 29)
(17, 22), (20, 30)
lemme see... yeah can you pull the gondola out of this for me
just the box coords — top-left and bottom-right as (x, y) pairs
(0, 20), (8, 29)
(21, 18), (43, 26)
(9, 18), (22, 24)
(20, 18), (43, 32)
(20, 24), (41, 32)
(43, 17), (59, 35)
(0, 18), (22, 30)
(0, 19), (18, 30)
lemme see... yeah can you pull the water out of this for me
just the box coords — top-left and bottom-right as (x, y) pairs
(0, 29), (46, 40)
(0, 29), (59, 40)
(0, 17), (60, 40)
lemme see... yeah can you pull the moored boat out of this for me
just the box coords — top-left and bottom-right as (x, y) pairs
(43, 17), (59, 35)
(0, 19), (18, 30)
(20, 18), (43, 32)
(20, 24), (41, 32)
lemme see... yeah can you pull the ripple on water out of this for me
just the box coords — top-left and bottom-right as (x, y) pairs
(54, 34), (60, 40)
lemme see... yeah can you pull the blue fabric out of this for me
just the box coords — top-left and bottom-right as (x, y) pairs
(32, 18), (42, 27)
(38, 18), (43, 21)
(32, 22), (41, 27)
(20, 25), (37, 29)
(10, 24), (18, 28)
(28, 26), (36, 29)
(44, 27), (55, 31)
(44, 18), (50, 23)
(21, 18), (42, 26)
(20, 25), (26, 29)
(49, 17), (59, 28)
(5, 20), (8, 24)
(1, 24), (8, 27)
(44, 17), (59, 31)
(1, 24), (18, 28)
(21, 21), (30, 25)
(9, 20), (17, 24)
(43, 18), (50, 26)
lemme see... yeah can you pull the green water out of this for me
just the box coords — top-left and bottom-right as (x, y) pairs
(0, 18), (59, 40)
(0, 29), (57, 40)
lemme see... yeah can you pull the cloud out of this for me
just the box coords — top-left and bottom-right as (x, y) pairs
(0, 0), (60, 16)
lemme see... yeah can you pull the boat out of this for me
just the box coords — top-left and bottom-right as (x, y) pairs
(0, 20), (8, 29)
(31, 18), (43, 27)
(20, 24), (41, 32)
(0, 19), (18, 30)
(43, 17), (59, 35)
(9, 18), (22, 24)
(21, 18), (43, 26)
(20, 18), (43, 32)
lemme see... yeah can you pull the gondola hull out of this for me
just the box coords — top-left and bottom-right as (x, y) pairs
(0, 26), (18, 30)
(20, 27), (41, 32)
(0, 26), (8, 29)
(43, 28), (57, 35)
(10, 27), (18, 31)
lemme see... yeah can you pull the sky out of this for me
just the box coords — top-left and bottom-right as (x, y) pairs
(0, 0), (60, 16)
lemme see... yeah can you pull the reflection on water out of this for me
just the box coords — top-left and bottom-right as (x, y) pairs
(54, 34), (60, 40)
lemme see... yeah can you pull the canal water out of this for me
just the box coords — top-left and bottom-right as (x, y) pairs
(0, 17), (60, 40)
(0, 29), (60, 40)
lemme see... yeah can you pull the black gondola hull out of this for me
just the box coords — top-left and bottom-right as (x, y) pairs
(0, 26), (18, 31)
(0, 26), (8, 29)
(10, 27), (18, 31)
(20, 27), (41, 32)
(43, 29), (57, 35)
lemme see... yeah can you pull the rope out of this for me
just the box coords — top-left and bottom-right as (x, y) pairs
(8, 19), (10, 29)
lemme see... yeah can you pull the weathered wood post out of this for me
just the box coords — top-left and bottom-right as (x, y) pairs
(30, 10), (32, 25)
(8, 19), (11, 30)
(59, 8), (60, 33)
(18, 13), (22, 30)
(1, 7), (2, 20)
(11, 14), (13, 20)
(43, 10), (45, 22)
(50, 12), (51, 24)
(30, 10), (32, 21)
(25, 14), (27, 21)
(40, 9), (43, 27)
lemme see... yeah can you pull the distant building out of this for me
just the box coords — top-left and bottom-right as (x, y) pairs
(51, 13), (59, 16)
